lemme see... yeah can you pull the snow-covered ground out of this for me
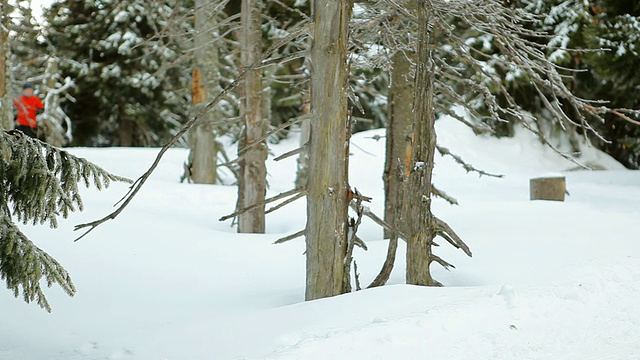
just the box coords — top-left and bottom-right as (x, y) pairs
(2, 116), (640, 360)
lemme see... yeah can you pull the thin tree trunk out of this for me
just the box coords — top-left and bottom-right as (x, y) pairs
(406, 1), (437, 286)
(0, 0), (12, 130)
(186, 0), (220, 184)
(384, 46), (415, 239)
(42, 59), (66, 146)
(118, 117), (134, 147)
(305, 0), (353, 301)
(238, 0), (267, 233)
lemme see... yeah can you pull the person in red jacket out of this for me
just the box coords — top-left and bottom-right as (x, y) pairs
(14, 83), (44, 138)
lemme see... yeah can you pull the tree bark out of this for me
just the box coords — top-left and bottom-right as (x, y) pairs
(384, 42), (415, 239)
(406, 1), (437, 286)
(238, 0), (267, 233)
(305, 0), (352, 301)
(118, 117), (134, 147)
(186, 0), (220, 184)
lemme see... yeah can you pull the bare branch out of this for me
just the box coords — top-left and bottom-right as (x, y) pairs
(348, 201), (409, 242)
(433, 216), (472, 257)
(265, 191), (307, 215)
(344, 197), (365, 293)
(430, 254), (456, 271)
(274, 145), (306, 162)
(220, 187), (305, 221)
(238, 114), (308, 156)
(274, 229), (305, 244)
(432, 185), (458, 205)
(436, 145), (504, 178)
(74, 25), (299, 239)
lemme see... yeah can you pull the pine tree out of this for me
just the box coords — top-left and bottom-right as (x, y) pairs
(465, 0), (640, 167)
(0, 130), (130, 312)
(7, 1), (74, 145)
(45, 0), (190, 146)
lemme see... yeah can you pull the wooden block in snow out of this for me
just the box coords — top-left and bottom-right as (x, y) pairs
(530, 176), (566, 201)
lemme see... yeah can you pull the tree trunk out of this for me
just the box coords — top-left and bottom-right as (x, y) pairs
(42, 59), (66, 147)
(238, 0), (267, 233)
(305, 0), (352, 301)
(406, 2), (437, 286)
(186, 0), (220, 184)
(384, 42), (415, 239)
(118, 117), (134, 147)
(0, 0), (12, 130)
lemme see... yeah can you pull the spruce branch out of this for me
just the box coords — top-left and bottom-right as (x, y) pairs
(0, 213), (75, 313)
(0, 131), (129, 311)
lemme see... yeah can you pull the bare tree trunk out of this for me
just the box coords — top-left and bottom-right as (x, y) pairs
(238, 0), (267, 233)
(186, 0), (220, 184)
(406, 2), (437, 286)
(42, 59), (66, 146)
(0, 0), (12, 130)
(305, 0), (352, 301)
(384, 47), (415, 239)
(118, 118), (134, 147)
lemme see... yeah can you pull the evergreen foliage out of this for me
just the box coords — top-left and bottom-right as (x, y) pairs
(465, 0), (640, 167)
(7, 1), (74, 144)
(0, 130), (130, 311)
(45, 0), (190, 147)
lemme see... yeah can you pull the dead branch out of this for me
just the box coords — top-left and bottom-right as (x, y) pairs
(349, 201), (408, 242)
(238, 114), (309, 156)
(265, 190), (307, 215)
(430, 254), (456, 271)
(274, 229), (305, 244)
(344, 197), (365, 293)
(433, 216), (472, 257)
(220, 187), (304, 221)
(432, 185), (458, 205)
(274, 145), (306, 162)
(368, 232), (399, 288)
(73, 21), (306, 240)
(354, 260), (362, 291)
(609, 109), (640, 126)
(436, 145), (504, 178)
(354, 235), (368, 251)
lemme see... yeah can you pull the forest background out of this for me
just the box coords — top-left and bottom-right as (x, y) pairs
(2, 0), (640, 166)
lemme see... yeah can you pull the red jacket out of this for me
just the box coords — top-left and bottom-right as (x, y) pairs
(14, 95), (44, 128)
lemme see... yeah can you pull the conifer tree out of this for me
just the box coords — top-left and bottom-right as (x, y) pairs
(45, 0), (190, 146)
(0, 130), (130, 312)
(5, 1), (74, 145)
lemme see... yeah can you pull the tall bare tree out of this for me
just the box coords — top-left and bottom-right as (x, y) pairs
(305, 0), (353, 300)
(405, 1), (438, 285)
(383, 7), (416, 239)
(238, 0), (268, 233)
(185, 0), (222, 184)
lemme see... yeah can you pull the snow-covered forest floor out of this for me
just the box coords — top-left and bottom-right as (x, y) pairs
(2, 115), (640, 360)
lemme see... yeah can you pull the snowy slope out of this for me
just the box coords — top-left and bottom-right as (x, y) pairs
(1, 115), (639, 360)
